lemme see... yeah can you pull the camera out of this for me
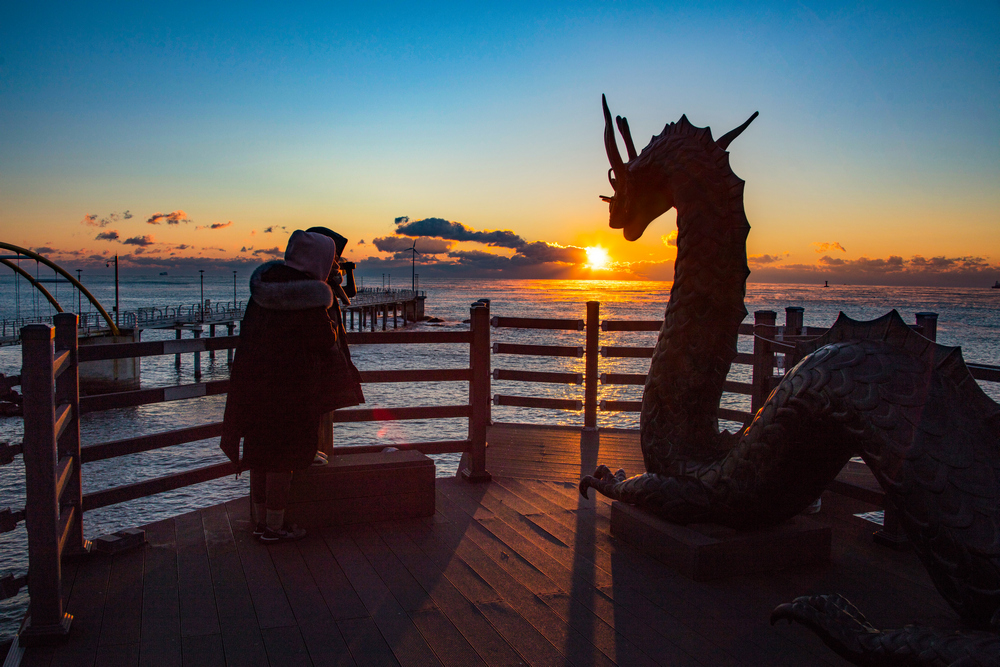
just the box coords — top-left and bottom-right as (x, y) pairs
(340, 261), (356, 270)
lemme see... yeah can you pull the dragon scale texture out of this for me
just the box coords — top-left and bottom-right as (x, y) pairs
(581, 96), (1000, 665)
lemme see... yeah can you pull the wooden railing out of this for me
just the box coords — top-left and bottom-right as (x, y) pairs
(5, 302), (491, 644)
(5, 300), (1000, 644)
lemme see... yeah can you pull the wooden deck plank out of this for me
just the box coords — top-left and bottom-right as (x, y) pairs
(46, 550), (113, 666)
(323, 531), (441, 667)
(431, 489), (622, 667)
(138, 518), (180, 664)
(373, 521), (527, 667)
(351, 525), (437, 613)
(201, 503), (269, 666)
(524, 479), (848, 666)
(181, 633), (226, 667)
(438, 480), (703, 667)
(260, 625), (312, 667)
(268, 539), (357, 667)
(93, 642), (138, 667)
(294, 532), (370, 622)
(98, 545), (144, 647)
(337, 617), (402, 667)
(407, 608), (488, 667)
(223, 498), (297, 630)
(175, 509), (221, 638)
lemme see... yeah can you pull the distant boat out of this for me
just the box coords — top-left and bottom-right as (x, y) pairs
(159, 272), (168, 276)
(993, 280), (1000, 289)
(823, 280), (829, 287)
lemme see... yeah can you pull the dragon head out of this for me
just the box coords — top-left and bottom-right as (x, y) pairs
(601, 94), (758, 242)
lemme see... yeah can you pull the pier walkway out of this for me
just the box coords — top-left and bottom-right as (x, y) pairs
(15, 424), (957, 667)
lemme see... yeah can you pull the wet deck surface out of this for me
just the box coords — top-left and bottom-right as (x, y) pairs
(20, 425), (959, 666)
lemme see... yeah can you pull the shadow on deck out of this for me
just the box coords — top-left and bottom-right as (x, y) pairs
(18, 425), (959, 667)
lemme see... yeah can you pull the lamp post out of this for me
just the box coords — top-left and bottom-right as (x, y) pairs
(199, 270), (205, 322)
(105, 255), (119, 326)
(232, 270), (237, 309)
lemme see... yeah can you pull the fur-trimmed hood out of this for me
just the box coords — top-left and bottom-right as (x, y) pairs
(249, 260), (333, 311)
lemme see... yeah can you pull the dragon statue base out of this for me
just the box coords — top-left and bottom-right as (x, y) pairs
(580, 96), (1000, 666)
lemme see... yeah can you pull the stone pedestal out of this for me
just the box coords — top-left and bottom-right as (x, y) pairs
(611, 501), (831, 581)
(286, 450), (435, 529)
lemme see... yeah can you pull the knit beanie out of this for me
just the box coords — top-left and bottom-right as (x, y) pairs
(305, 226), (349, 257)
(284, 230), (337, 281)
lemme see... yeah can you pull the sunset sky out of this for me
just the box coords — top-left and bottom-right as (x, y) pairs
(2, 2), (998, 286)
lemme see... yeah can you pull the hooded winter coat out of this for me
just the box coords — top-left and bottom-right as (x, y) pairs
(221, 260), (363, 471)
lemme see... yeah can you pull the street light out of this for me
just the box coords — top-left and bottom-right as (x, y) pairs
(199, 269), (205, 322)
(105, 255), (119, 326)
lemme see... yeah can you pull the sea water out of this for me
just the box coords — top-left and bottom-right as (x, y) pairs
(0, 275), (997, 640)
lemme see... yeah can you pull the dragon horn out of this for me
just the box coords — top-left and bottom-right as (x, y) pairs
(616, 115), (637, 160)
(716, 111), (759, 150)
(603, 95), (626, 188)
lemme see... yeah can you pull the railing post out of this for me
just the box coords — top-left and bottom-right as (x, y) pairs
(915, 312), (938, 342)
(462, 303), (492, 483)
(20, 324), (73, 644)
(193, 327), (202, 379)
(751, 310), (777, 414)
(227, 322), (236, 366)
(783, 306), (805, 370)
(584, 301), (599, 430)
(174, 328), (182, 369)
(54, 314), (88, 557)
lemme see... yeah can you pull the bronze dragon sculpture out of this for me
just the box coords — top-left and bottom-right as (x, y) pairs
(579, 96), (1000, 665)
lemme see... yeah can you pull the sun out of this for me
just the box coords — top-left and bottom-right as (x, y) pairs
(585, 246), (611, 270)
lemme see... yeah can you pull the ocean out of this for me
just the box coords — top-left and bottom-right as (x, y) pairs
(1, 275), (998, 640)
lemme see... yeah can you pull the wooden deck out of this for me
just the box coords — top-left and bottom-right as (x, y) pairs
(16, 424), (960, 666)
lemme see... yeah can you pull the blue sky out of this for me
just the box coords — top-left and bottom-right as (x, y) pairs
(2, 2), (998, 285)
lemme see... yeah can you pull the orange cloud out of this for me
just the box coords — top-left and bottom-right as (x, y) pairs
(813, 241), (847, 253)
(146, 210), (191, 225)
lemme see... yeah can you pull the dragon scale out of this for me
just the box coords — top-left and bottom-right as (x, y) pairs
(581, 97), (1000, 665)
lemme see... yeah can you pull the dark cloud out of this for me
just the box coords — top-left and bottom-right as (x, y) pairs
(122, 210), (132, 219)
(749, 254), (782, 265)
(33, 246), (56, 254)
(394, 216), (409, 224)
(123, 235), (155, 247)
(95, 231), (120, 241)
(196, 221), (233, 231)
(750, 253), (1000, 287)
(510, 241), (586, 266)
(146, 210), (191, 225)
(80, 214), (100, 226)
(372, 236), (452, 255)
(175, 244), (191, 250)
(395, 217), (526, 249)
(358, 239), (366, 245)
(253, 247), (281, 258)
(263, 226), (275, 233)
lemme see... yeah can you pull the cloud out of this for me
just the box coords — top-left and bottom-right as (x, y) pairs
(33, 246), (56, 254)
(95, 231), (120, 241)
(263, 226), (275, 233)
(122, 210), (132, 219)
(262, 225), (287, 234)
(359, 239), (366, 245)
(146, 210), (191, 225)
(250, 230), (256, 236)
(175, 244), (191, 250)
(749, 253), (1000, 287)
(372, 236), (453, 255)
(749, 254), (783, 265)
(510, 241), (586, 266)
(196, 221), (233, 231)
(253, 247), (281, 258)
(395, 217), (526, 249)
(661, 232), (678, 247)
(395, 216), (409, 224)
(123, 235), (155, 247)
(814, 242), (847, 253)
(80, 214), (100, 226)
